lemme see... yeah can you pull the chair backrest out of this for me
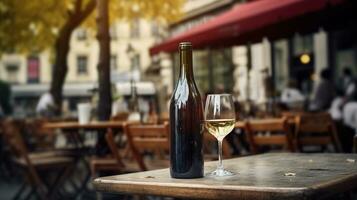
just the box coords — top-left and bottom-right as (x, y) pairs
(245, 118), (294, 154)
(1, 119), (48, 198)
(159, 112), (169, 123)
(203, 131), (231, 158)
(104, 129), (125, 168)
(25, 119), (55, 149)
(281, 111), (304, 124)
(124, 123), (169, 171)
(295, 112), (341, 152)
(111, 112), (129, 121)
(203, 121), (245, 158)
(295, 112), (331, 133)
(1, 119), (29, 159)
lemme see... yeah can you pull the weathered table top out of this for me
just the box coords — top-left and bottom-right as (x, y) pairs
(93, 153), (357, 200)
(43, 121), (126, 130)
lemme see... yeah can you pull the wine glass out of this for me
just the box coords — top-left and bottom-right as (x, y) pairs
(204, 94), (236, 177)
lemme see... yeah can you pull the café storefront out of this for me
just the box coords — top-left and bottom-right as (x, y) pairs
(150, 0), (356, 103)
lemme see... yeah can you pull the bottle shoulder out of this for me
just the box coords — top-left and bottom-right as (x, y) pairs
(171, 81), (202, 101)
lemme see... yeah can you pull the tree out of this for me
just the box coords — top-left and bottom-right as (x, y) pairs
(0, 80), (12, 115)
(0, 0), (96, 115)
(0, 0), (183, 115)
(96, 0), (111, 120)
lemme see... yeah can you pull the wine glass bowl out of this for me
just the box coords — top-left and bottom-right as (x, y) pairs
(204, 94), (235, 177)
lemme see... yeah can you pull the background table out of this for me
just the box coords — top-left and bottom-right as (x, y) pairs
(43, 121), (129, 197)
(94, 153), (357, 200)
(43, 121), (126, 130)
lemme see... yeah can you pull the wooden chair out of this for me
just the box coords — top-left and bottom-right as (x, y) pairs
(1, 119), (74, 200)
(89, 129), (141, 178)
(294, 113), (342, 152)
(24, 119), (57, 150)
(159, 112), (169, 123)
(202, 121), (246, 159)
(124, 123), (170, 171)
(111, 112), (129, 121)
(203, 132), (232, 159)
(281, 111), (305, 125)
(245, 118), (295, 154)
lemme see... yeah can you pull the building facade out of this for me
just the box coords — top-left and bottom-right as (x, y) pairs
(0, 19), (164, 116)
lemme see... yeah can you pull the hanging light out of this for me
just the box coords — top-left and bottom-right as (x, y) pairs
(300, 53), (311, 64)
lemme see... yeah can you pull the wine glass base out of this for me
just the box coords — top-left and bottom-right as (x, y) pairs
(207, 168), (234, 177)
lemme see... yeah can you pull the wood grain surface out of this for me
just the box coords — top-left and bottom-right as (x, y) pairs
(94, 153), (357, 200)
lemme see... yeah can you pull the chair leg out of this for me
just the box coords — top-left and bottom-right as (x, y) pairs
(353, 135), (357, 153)
(23, 187), (36, 200)
(48, 164), (75, 199)
(331, 125), (343, 152)
(46, 168), (66, 199)
(12, 182), (27, 200)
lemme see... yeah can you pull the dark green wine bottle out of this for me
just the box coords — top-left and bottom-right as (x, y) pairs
(170, 42), (204, 178)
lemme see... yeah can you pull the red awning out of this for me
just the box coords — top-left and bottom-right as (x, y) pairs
(150, 0), (346, 55)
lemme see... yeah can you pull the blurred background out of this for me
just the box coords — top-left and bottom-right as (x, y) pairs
(1, 0), (357, 199)
(0, 0), (356, 120)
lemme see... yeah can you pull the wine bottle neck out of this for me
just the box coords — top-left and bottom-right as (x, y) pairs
(179, 48), (193, 79)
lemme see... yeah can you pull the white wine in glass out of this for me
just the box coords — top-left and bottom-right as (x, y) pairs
(205, 119), (235, 140)
(205, 94), (236, 177)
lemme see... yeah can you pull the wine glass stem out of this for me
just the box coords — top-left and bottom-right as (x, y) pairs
(217, 139), (223, 170)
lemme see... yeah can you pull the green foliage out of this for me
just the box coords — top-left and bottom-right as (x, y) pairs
(0, 0), (184, 55)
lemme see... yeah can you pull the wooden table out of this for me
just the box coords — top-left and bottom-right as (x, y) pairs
(94, 153), (357, 200)
(43, 120), (130, 197)
(43, 121), (126, 131)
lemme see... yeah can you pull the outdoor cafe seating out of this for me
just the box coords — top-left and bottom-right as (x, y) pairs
(0, 119), (75, 200)
(0, 110), (354, 199)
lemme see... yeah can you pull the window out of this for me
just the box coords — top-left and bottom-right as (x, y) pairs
(151, 22), (160, 37)
(211, 49), (234, 92)
(110, 25), (117, 40)
(6, 64), (19, 84)
(110, 55), (118, 70)
(293, 34), (313, 55)
(193, 50), (210, 93)
(27, 56), (40, 83)
(76, 28), (87, 40)
(130, 54), (140, 70)
(77, 55), (88, 75)
(130, 19), (140, 38)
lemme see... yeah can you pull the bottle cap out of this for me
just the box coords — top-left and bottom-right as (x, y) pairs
(179, 42), (192, 50)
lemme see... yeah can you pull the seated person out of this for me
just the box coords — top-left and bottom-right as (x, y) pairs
(280, 80), (305, 110)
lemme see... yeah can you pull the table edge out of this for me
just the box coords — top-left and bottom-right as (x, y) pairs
(93, 178), (308, 200)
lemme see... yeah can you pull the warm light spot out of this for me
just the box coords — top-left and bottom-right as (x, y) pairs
(300, 53), (311, 64)
(311, 73), (317, 81)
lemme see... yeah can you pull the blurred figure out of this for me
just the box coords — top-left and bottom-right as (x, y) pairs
(112, 84), (128, 117)
(343, 102), (357, 131)
(329, 90), (344, 120)
(146, 100), (159, 124)
(280, 80), (305, 110)
(339, 67), (354, 95)
(309, 69), (335, 111)
(342, 78), (357, 105)
(112, 98), (128, 116)
(36, 92), (56, 117)
(330, 74), (357, 121)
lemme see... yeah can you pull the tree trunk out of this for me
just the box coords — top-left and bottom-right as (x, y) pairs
(49, 0), (96, 115)
(96, 0), (112, 121)
(50, 24), (73, 115)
